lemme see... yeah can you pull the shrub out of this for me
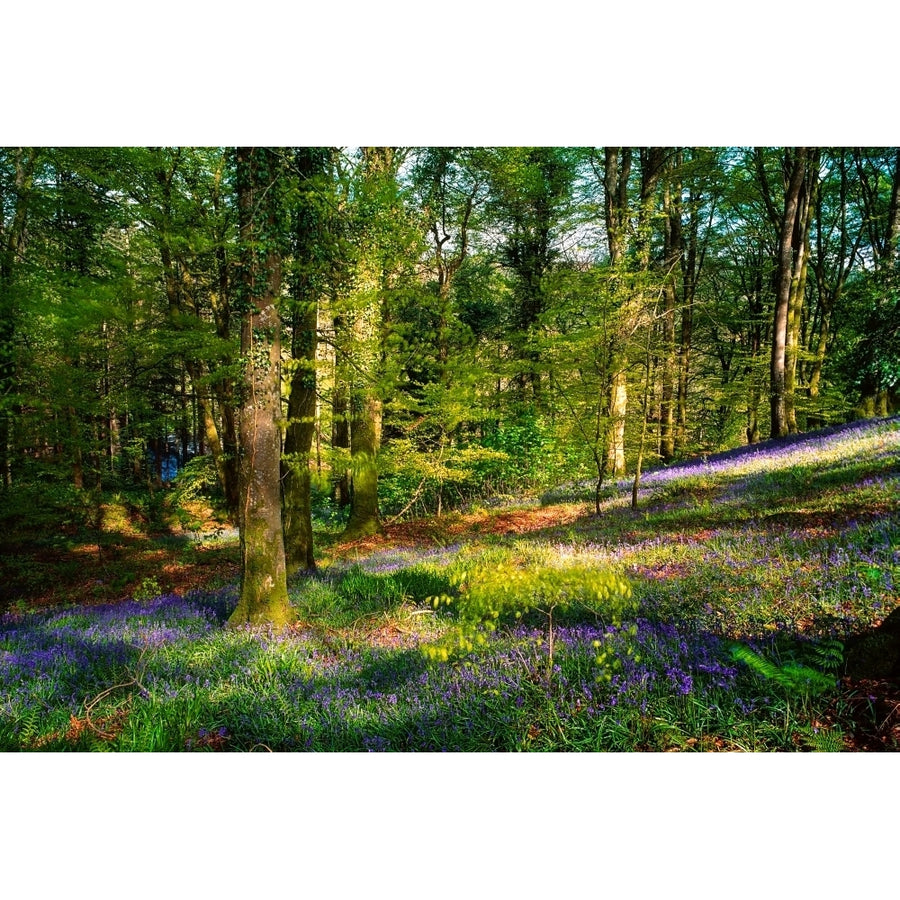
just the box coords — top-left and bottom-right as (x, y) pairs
(424, 556), (634, 674)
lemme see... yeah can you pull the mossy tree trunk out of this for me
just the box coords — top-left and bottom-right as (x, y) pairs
(283, 147), (329, 574)
(784, 149), (817, 434)
(282, 290), (317, 572)
(338, 146), (398, 542)
(601, 148), (665, 477)
(330, 326), (352, 508)
(770, 147), (808, 439)
(229, 147), (291, 628)
(601, 147), (632, 477)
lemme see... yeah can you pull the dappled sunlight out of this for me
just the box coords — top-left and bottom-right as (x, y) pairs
(2, 417), (899, 751)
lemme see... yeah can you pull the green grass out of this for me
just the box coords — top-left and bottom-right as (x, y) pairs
(2, 417), (898, 751)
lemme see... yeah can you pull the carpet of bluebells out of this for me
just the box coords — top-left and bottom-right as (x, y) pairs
(1, 417), (898, 751)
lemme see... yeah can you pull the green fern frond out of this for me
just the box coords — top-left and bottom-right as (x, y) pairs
(729, 643), (837, 697)
(796, 723), (845, 752)
(729, 643), (782, 680)
(804, 638), (844, 672)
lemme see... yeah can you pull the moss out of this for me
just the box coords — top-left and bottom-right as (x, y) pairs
(229, 518), (293, 627)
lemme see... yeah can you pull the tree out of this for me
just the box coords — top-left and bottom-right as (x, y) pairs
(806, 149), (864, 425)
(593, 147), (666, 475)
(0, 149), (39, 487)
(131, 147), (242, 514)
(765, 147), (812, 438)
(282, 147), (332, 574)
(846, 148), (900, 417)
(486, 147), (575, 405)
(338, 146), (415, 541)
(228, 147), (292, 627)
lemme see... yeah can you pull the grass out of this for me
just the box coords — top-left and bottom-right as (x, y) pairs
(1, 416), (898, 751)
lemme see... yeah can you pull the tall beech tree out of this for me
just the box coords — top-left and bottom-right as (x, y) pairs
(339, 146), (411, 541)
(845, 148), (900, 417)
(134, 147), (242, 516)
(282, 147), (332, 574)
(228, 147), (291, 627)
(599, 146), (632, 476)
(765, 147), (812, 438)
(595, 147), (666, 475)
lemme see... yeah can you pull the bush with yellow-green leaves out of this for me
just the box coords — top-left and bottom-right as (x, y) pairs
(423, 557), (634, 676)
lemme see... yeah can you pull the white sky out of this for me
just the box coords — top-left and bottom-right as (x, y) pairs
(3, 3), (894, 147)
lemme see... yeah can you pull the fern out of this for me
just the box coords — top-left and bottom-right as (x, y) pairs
(16, 706), (47, 747)
(802, 638), (844, 673)
(796, 724), (845, 752)
(729, 642), (837, 698)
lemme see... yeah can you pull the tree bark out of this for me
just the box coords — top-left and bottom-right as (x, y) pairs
(282, 147), (327, 574)
(331, 320), (351, 508)
(784, 150), (817, 433)
(770, 148), (808, 439)
(602, 148), (632, 477)
(340, 147), (395, 541)
(229, 147), (291, 627)
(888, 148), (900, 268)
(660, 154), (682, 460)
(282, 297), (317, 572)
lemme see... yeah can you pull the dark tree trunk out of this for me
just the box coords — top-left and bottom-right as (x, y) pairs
(331, 335), (351, 508)
(282, 147), (327, 575)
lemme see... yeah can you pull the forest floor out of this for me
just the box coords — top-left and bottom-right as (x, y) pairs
(6, 415), (896, 613)
(2, 415), (899, 750)
(0, 498), (241, 612)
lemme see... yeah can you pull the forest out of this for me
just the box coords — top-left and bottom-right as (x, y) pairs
(1, 146), (899, 752)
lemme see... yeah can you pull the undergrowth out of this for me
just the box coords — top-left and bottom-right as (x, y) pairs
(1, 417), (898, 751)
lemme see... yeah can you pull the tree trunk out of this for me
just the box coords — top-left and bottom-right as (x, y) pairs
(282, 147), (326, 574)
(340, 147), (395, 541)
(784, 150), (817, 433)
(770, 148), (808, 439)
(283, 319), (317, 572)
(343, 389), (382, 540)
(660, 156), (682, 460)
(602, 148), (632, 477)
(676, 290), (693, 451)
(886, 148), (900, 268)
(675, 177), (708, 454)
(746, 282), (765, 444)
(331, 342), (351, 508)
(229, 147), (291, 628)
(606, 370), (627, 477)
(601, 148), (664, 476)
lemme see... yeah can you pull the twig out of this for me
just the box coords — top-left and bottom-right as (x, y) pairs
(385, 472), (430, 525)
(81, 647), (149, 740)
